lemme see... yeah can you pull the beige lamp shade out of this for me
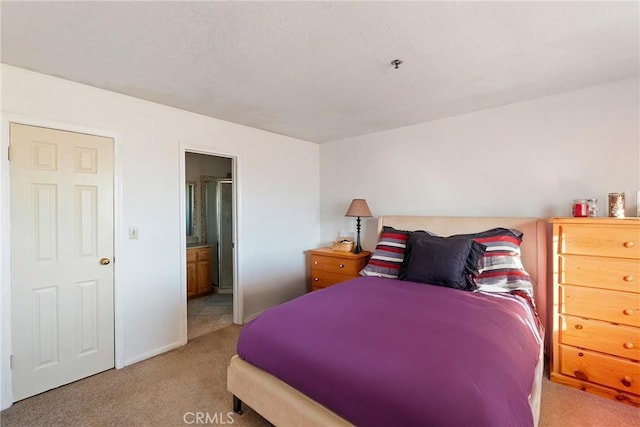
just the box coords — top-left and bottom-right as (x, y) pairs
(345, 199), (372, 217)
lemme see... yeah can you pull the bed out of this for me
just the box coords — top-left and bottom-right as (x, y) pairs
(228, 216), (547, 426)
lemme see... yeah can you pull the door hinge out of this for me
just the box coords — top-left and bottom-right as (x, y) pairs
(7, 146), (11, 161)
(10, 354), (13, 369)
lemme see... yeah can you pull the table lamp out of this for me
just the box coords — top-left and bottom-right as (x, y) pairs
(345, 199), (373, 254)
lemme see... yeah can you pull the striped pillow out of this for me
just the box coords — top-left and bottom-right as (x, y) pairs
(359, 226), (409, 279)
(455, 228), (534, 296)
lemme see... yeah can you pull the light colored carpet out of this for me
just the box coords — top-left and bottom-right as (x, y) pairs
(1, 325), (638, 426)
(0, 325), (269, 427)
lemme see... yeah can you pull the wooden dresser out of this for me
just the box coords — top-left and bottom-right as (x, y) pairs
(550, 218), (640, 406)
(187, 246), (213, 298)
(308, 248), (371, 291)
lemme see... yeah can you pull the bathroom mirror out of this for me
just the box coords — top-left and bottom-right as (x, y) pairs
(186, 181), (196, 237)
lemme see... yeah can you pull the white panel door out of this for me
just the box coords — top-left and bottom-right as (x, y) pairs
(10, 123), (114, 401)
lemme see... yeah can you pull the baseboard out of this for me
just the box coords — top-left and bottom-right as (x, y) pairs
(122, 340), (183, 367)
(243, 309), (265, 324)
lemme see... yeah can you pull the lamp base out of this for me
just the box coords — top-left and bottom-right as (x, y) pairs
(354, 216), (363, 254)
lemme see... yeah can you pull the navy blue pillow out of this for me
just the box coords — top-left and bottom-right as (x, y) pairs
(398, 233), (486, 290)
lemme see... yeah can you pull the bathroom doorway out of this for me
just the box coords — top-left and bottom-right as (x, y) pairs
(184, 152), (235, 340)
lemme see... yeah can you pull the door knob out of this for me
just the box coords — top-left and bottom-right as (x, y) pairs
(100, 257), (111, 265)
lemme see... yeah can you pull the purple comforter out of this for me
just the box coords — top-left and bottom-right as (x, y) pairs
(237, 277), (542, 426)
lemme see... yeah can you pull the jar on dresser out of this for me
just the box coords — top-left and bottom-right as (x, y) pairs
(550, 217), (640, 406)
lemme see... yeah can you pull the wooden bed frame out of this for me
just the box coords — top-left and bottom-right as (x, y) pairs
(228, 216), (548, 426)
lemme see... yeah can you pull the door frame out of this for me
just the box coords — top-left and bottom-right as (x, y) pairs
(179, 143), (242, 342)
(0, 114), (124, 409)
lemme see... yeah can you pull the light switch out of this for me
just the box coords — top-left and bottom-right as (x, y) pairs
(129, 226), (139, 239)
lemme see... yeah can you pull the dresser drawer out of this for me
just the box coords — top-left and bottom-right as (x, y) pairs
(560, 345), (640, 395)
(560, 315), (640, 360)
(561, 285), (640, 327)
(308, 248), (371, 292)
(310, 270), (355, 290)
(561, 255), (640, 293)
(311, 254), (363, 275)
(558, 224), (640, 259)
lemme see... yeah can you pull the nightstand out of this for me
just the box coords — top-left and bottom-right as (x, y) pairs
(308, 247), (371, 291)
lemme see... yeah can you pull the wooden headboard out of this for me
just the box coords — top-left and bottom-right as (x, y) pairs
(378, 216), (548, 335)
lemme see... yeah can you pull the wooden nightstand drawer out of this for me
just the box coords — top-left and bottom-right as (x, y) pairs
(311, 254), (362, 275)
(561, 255), (640, 293)
(560, 315), (640, 360)
(308, 248), (371, 291)
(558, 224), (640, 259)
(311, 270), (354, 291)
(560, 345), (640, 395)
(560, 285), (640, 327)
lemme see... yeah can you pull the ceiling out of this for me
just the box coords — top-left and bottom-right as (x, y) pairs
(1, 1), (638, 143)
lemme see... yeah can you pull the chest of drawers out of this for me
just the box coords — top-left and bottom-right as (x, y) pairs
(308, 248), (371, 291)
(550, 218), (640, 406)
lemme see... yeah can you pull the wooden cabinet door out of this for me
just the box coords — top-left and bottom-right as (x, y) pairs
(186, 261), (197, 298)
(197, 260), (212, 296)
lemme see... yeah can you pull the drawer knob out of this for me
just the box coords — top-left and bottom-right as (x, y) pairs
(623, 342), (635, 350)
(623, 241), (635, 248)
(314, 261), (318, 265)
(621, 376), (633, 387)
(339, 264), (345, 268)
(574, 324), (583, 330)
(623, 309), (634, 316)
(313, 277), (319, 281)
(623, 275), (634, 282)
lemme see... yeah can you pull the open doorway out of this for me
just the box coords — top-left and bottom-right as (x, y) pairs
(184, 152), (235, 340)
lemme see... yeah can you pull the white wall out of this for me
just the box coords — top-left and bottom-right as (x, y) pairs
(1, 64), (637, 409)
(320, 78), (640, 250)
(0, 64), (320, 408)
